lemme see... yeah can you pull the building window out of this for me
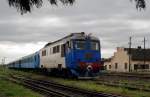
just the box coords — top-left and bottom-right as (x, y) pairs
(109, 65), (111, 69)
(145, 64), (149, 69)
(104, 65), (107, 70)
(42, 50), (46, 56)
(134, 64), (149, 70)
(142, 64), (149, 69)
(134, 64), (138, 70)
(124, 63), (128, 69)
(105, 65), (107, 70)
(115, 63), (118, 69)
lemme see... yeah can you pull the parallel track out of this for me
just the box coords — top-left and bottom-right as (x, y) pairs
(11, 76), (123, 97)
(102, 73), (150, 79)
(94, 80), (150, 92)
(94, 73), (150, 92)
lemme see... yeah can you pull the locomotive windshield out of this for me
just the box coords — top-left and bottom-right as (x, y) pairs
(74, 40), (86, 50)
(74, 40), (100, 50)
(91, 41), (99, 51)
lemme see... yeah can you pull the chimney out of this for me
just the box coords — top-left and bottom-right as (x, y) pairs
(117, 47), (124, 51)
(137, 46), (141, 49)
(81, 32), (85, 35)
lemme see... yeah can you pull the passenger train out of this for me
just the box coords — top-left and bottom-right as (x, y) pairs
(8, 32), (102, 78)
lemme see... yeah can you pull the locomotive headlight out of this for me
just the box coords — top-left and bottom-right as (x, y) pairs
(87, 65), (92, 71)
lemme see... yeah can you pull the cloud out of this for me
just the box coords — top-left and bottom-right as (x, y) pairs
(0, 41), (46, 63)
(0, 0), (150, 63)
(128, 20), (150, 30)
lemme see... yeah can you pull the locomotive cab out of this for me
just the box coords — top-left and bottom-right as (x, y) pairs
(65, 35), (102, 77)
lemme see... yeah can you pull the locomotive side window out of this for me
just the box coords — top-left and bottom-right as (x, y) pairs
(53, 47), (56, 53)
(61, 44), (65, 57)
(42, 50), (46, 56)
(75, 40), (86, 50)
(49, 48), (51, 55)
(53, 45), (60, 54)
(91, 41), (99, 50)
(56, 45), (60, 53)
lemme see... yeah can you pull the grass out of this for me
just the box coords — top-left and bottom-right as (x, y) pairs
(0, 79), (42, 97)
(0, 67), (42, 97)
(30, 72), (150, 97)
(45, 77), (150, 97)
(1, 66), (150, 97)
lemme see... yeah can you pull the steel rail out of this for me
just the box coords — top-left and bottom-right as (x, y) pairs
(10, 76), (71, 97)
(102, 73), (150, 79)
(14, 76), (123, 97)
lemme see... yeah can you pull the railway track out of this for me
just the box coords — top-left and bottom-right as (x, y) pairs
(10, 75), (123, 97)
(94, 73), (150, 92)
(94, 80), (150, 92)
(102, 73), (150, 79)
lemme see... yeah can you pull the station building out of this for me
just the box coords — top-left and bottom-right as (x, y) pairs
(104, 47), (150, 72)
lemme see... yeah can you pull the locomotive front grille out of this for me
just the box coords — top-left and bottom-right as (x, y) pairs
(85, 53), (92, 60)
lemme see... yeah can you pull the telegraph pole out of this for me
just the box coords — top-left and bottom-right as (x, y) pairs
(129, 36), (132, 72)
(2, 57), (6, 65)
(143, 37), (146, 66)
(1, 58), (2, 65)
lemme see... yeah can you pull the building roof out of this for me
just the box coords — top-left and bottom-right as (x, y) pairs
(102, 58), (111, 62)
(124, 47), (150, 61)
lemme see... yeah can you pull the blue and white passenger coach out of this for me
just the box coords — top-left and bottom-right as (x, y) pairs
(8, 32), (102, 78)
(40, 32), (102, 77)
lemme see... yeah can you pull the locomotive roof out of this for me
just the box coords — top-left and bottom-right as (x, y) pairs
(44, 32), (99, 47)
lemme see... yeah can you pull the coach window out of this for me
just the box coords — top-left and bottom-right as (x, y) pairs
(115, 63), (118, 69)
(34, 56), (36, 61)
(124, 63), (128, 69)
(42, 50), (46, 56)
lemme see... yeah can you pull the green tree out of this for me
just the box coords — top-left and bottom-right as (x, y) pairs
(7, 0), (146, 14)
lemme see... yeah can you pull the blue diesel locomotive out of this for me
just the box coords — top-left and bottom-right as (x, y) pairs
(8, 32), (102, 78)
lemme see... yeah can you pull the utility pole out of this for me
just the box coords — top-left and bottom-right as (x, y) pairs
(143, 37), (146, 66)
(129, 36), (132, 72)
(1, 58), (2, 65)
(2, 57), (6, 65)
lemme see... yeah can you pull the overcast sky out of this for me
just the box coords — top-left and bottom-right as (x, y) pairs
(0, 0), (150, 63)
